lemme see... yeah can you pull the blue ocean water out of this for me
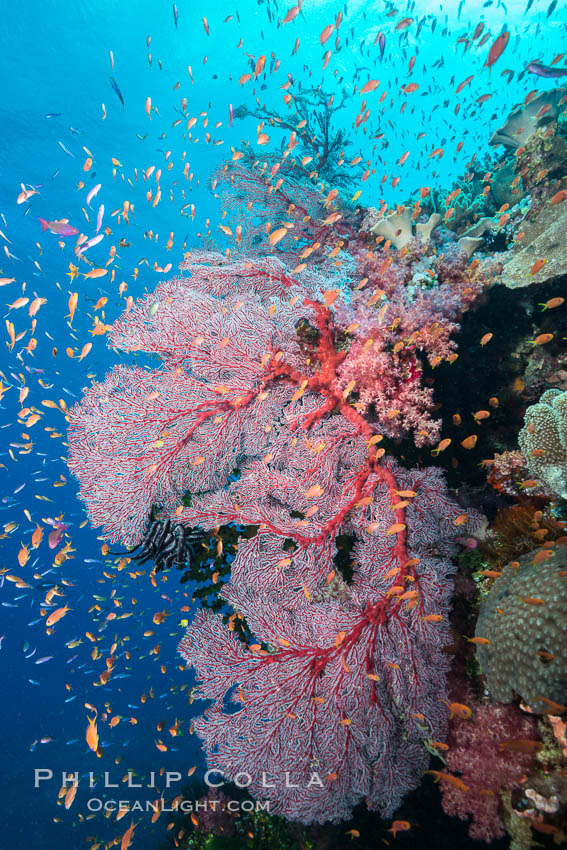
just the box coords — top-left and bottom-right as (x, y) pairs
(1, 1), (566, 848)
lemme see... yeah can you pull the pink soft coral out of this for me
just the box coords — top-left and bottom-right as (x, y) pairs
(440, 703), (539, 842)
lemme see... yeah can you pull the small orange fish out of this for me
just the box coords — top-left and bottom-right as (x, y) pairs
(431, 438), (451, 456)
(31, 524), (44, 548)
(522, 597), (545, 605)
(539, 297), (564, 310)
(82, 268), (108, 279)
(498, 739), (542, 754)
(551, 189), (567, 205)
(536, 650), (555, 661)
(269, 227), (288, 247)
(460, 435), (477, 450)
(466, 636), (490, 645)
(444, 701), (473, 720)
(537, 696), (567, 714)
(426, 770), (469, 792)
(388, 820), (411, 837)
(529, 258), (546, 275)
(485, 31), (509, 69)
(480, 332), (493, 346)
(532, 549), (553, 565)
(530, 333), (553, 346)
(86, 715), (99, 751)
(67, 292), (78, 323)
(360, 79), (380, 94)
(18, 544), (30, 567)
(46, 604), (70, 627)
(64, 784), (77, 809)
(320, 23), (334, 44)
(7, 297), (29, 311)
(395, 17), (413, 31)
(121, 820), (137, 850)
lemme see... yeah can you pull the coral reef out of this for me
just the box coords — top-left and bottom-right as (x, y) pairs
(489, 88), (567, 149)
(439, 702), (539, 842)
(367, 206), (441, 249)
(364, 204), (484, 257)
(499, 203), (567, 288)
(514, 123), (567, 204)
(518, 388), (567, 499)
(179, 458), (473, 824)
(475, 546), (567, 713)
(68, 246), (481, 824)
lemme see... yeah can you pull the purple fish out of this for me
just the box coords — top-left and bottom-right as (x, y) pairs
(35, 656), (53, 664)
(39, 218), (79, 237)
(527, 61), (567, 78)
(47, 520), (68, 549)
(378, 31), (385, 62)
(86, 183), (101, 208)
(96, 204), (104, 233)
(77, 233), (104, 255)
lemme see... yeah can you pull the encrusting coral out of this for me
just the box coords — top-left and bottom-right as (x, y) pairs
(518, 388), (567, 499)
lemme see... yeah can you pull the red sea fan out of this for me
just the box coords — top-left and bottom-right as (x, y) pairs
(211, 158), (356, 262)
(68, 255), (327, 546)
(179, 456), (476, 824)
(68, 248), (479, 824)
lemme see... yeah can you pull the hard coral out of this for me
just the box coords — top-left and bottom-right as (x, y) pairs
(475, 545), (567, 713)
(500, 203), (567, 288)
(489, 88), (567, 150)
(514, 123), (567, 204)
(518, 388), (567, 499)
(365, 204), (484, 257)
(368, 205), (442, 250)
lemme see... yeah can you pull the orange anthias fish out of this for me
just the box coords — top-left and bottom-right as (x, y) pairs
(121, 820), (137, 850)
(45, 604), (70, 627)
(443, 700), (473, 720)
(485, 31), (509, 69)
(498, 739), (542, 754)
(426, 770), (469, 792)
(529, 258), (546, 275)
(82, 268), (108, 279)
(388, 820), (411, 837)
(431, 438), (451, 456)
(530, 333), (554, 346)
(539, 297), (564, 311)
(86, 715), (99, 752)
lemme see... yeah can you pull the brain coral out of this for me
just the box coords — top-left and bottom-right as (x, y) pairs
(475, 545), (567, 713)
(518, 389), (567, 499)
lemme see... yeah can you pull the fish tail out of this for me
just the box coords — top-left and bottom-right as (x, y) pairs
(38, 218), (49, 232)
